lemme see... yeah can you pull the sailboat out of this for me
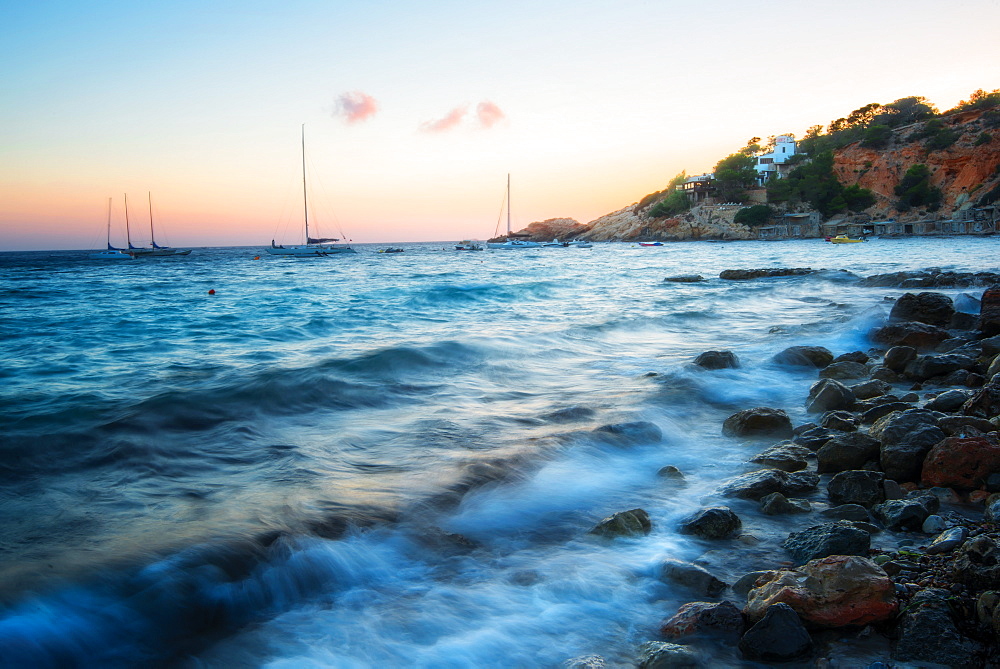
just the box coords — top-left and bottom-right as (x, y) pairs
(129, 193), (191, 256)
(266, 125), (356, 257)
(486, 174), (540, 249)
(89, 197), (135, 259)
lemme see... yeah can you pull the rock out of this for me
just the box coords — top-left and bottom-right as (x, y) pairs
(720, 268), (814, 281)
(692, 350), (740, 369)
(659, 600), (744, 640)
(722, 407), (793, 439)
(657, 465), (687, 483)
(745, 555), (896, 627)
(760, 492), (810, 515)
(936, 415), (997, 437)
(859, 401), (912, 425)
(658, 558), (728, 597)
(816, 432), (880, 474)
(721, 469), (818, 500)
(987, 495), (1000, 523)
(819, 410), (858, 432)
(869, 366), (900, 383)
(871, 495), (939, 531)
(889, 292), (956, 327)
(980, 286), (1000, 336)
(663, 275), (705, 283)
(906, 353), (977, 381)
(926, 526), (969, 555)
(750, 442), (813, 472)
(821, 504), (871, 521)
(589, 508), (651, 538)
(819, 361), (868, 380)
(636, 641), (703, 669)
(961, 374), (1000, 418)
(678, 507), (742, 539)
(781, 521), (871, 563)
(806, 378), (856, 414)
(883, 479), (906, 500)
(859, 270), (1000, 288)
(732, 570), (773, 597)
(792, 426), (837, 451)
(870, 321), (951, 349)
(884, 346), (918, 373)
(828, 470), (886, 507)
(924, 390), (972, 413)
(871, 409), (946, 482)
(850, 379), (892, 400)
(952, 535), (1000, 590)
(921, 435), (1000, 489)
(738, 603), (813, 662)
(987, 353), (1000, 381)
(772, 345), (833, 368)
(983, 334), (1000, 358)
(892, 588), (978, 666)
(542, 406), (597, 423)
(592, 421), (662, 445)
(563, 656), (606, 669)
(833, 351), (870, 364)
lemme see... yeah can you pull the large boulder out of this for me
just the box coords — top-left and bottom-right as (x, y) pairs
(659, 601), (744, 640)
(850, 379), (892, 400)
(722, 408), (793, 439)
(892, 588), (978, 666)
(816, 432), (880, 474)
(881, 425), (947, 482)
(889, 292), (955, 327)
(592, 421), (663, 445)
(921, 435), (1000, 489)
(871, 495), (940, 531)
(952, 535), (1000, 590)
(905, 353), (977, 382)
(925, 389), (974, 412)
(744, 555), (896, 627)
(677, 506), (742, 539)
(870, 321), (950, 349)
(760, 492), (811, 515)
(750, 442), (812, 472)
(692, 350), (740, 370)
(772, 345), (833, 368)
(819, 361), (868, 380)
(883, 345), (917, 372)
(980, 286), (1000, 336)
(781, 521), (871, 563)
(721, 469), (819, 500)
(805, 378), (855, 414)
(658, 558), (728, 597)
(827, 470), (886, 507)
(738, 603), (813, 662)
(636, 642), (703, 669)
(589, 508), (651, 538)
(961, 375), (1000, 419)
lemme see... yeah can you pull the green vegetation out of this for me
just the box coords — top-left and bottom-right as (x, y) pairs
(766, 151), (875, 217)
(861, 124), (892, 149)
(912, 118), (960, 151)
(975, 132), (992, 146)
(947, 88), (1000, 113)
(894, 164), (942, 211)
(799, 97), (939, 156)
(642, 173), (691, 218)
(733, 204), (774, 227)
(713, 152), (757, 202)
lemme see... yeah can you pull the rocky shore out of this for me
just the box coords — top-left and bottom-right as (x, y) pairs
(571, 279), (1000, 667)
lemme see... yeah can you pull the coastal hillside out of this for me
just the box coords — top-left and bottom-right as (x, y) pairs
(516, 91), (1000, 242)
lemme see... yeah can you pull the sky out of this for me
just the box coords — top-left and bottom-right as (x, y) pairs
(1, 0), (998, 250)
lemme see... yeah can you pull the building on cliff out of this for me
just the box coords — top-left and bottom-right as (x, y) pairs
(754, 135), (798, 187)
(679, 174), (716, 203)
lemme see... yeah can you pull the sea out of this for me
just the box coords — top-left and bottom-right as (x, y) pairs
(0, 237), (997, 668)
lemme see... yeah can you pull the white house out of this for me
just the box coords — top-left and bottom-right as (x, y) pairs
(755, 135), (798, 186)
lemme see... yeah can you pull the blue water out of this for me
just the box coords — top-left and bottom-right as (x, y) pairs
(1, 238), (997, 667)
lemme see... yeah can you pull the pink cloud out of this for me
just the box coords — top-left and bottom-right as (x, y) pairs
(476, 101), (505, 128)
(420, 106), (468, 133)
(334, 91), (378, 123)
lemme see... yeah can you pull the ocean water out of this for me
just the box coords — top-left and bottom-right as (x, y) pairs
(0, 237), (996, 667)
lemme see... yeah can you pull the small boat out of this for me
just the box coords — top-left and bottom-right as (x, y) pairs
(566, 240), (592, 248)
(486, 175), (542, 249)
(828, 235), (867, 244)
(455, 240), (483, 251)
(377, 247), (404, 253)
(267, 125), (357, 257)
(542, 239), (567, 247)
(639, 241), (664, 247)
(129, 193), (191, 256)
(89, 197), (135, 260)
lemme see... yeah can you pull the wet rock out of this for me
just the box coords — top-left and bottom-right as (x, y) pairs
(720, 267), (814, 281)
(678, 507), (742, 539)
(663, 275), (705, 283)
(883, 479), (906, 500)
(792, 426), (837, 451)
(759, 492), (810, 515)
(721, 469), (818, 500)
(892, 588), (978, 666)
(952, 535), (1000, 590)
(859, 401), (912, 425)
(980, 286), (1000, 336)
(987, 495), (1000, 523)
(816, 432), (880, 474)
(869, 366), (900, 383)
(925, 389), (975, 412)
(733, 570), (773, 597)
(589, 508), (651, 538)
(745, 555), (896, 627)
(636, 641), (703, 669)
(850, 379), (892, 400)
(961, 374), (1000, 418)
(658, 558), (728, 597)
(781, 521), (871, 563)
(750, 442), (812, 472)
(819, 410), (858, 432)
(692, 350), (740, 370)
(659, 600), (744, 640)
(921, 434), (1000, 489)
(542, 406), (597, 423)
(884, 345), (917, 373)
(860, 270), (1000, 288)
(881, 424), (947, 482)
(871, 495), (939, 531)
(889, 292), (955, 327)
(722, 407), (793, 439)
(926, 526), (969, 555)
(657, 465), (687, 483)
(905, 353), (977, 382)
(828, 470), (886, 507)
(987, 353), (1000, 381)
(772, 345), (833, 368)
(976, 591), (1000, 639)
(806, 378), (856, 414)
(738, 603), (812, 662)
(937, 414), (997, 437)
(983, 334), (1000, 358)
(833, 351), (870, 365)
(870, 321), (951, 350)
(821, 504), (871, 522)
(819, 361), (868, 380)
(592, 421), (662, 445)
(563, 655), (606, 669)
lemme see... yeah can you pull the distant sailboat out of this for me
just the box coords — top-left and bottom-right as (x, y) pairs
(487, 174), (540, 249)
(267, 125), (356, 257)
(89, 197), (134, 260)
(129, 193), (191, 257)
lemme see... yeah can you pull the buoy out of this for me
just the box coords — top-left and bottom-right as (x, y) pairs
(208, 289), (216, 295)
(253, 256), (260, 260)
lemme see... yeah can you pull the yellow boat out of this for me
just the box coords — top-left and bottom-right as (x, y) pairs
(828, 235), (866, 244)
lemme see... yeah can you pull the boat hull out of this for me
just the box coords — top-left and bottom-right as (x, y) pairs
(487, 240), (542, 249)
(266, 245), (357, 256)
(89, 250), (134, 260)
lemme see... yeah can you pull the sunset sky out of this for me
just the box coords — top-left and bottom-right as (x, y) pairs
(2, 0), (997, 250)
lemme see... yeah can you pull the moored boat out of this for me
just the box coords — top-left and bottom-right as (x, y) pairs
(828, 235), (867, 244)
(486, 175), (542, 249)
(455, 240), (483, 251)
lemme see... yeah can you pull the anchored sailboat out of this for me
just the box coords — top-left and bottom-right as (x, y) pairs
(89, 197), (134, 259)
(128, 193), (191, 256)
(267, 125), (356, 257)
(487, 174), (540, 249)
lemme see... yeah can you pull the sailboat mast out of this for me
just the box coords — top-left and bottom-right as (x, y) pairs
(124, 193), (132, 248)
(106, 197), (112, 248)
(301, 124), (309, 243)
(507, 173), (511, 236)
(148, 192), (155, 247)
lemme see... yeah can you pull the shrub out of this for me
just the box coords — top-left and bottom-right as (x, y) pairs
(975, 132), (992, 146)
(894, 163), (942, 211)
(733, 204), (774, 227)
(861, 124), (892, 149)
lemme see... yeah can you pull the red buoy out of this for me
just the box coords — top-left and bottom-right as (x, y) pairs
(208, 289), (216, 295)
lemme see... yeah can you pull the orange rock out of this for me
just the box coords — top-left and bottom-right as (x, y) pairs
(968, 490), (991, 504)
(921, 435), (1000, 490)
